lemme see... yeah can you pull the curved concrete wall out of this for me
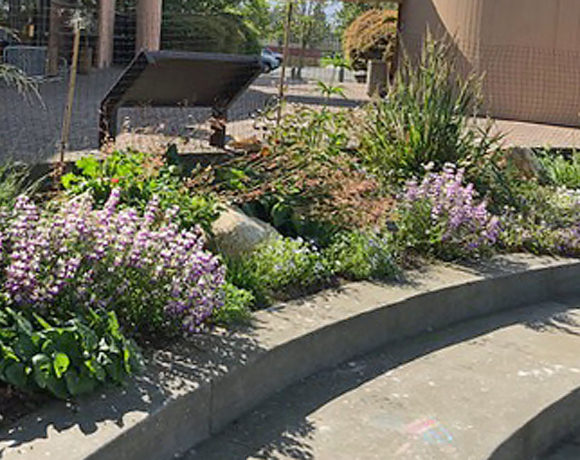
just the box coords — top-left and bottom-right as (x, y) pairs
(399, 0), (580, 127)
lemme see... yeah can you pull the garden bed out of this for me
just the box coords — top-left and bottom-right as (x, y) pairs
(0, 36), (579, 460)
(1, 254), (579, 460)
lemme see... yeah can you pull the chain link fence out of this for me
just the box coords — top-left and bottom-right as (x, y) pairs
(0, 0), (371, 165)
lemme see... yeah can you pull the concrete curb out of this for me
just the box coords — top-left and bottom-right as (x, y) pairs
(490, 387), (580, 459)
(2, 255), (580, 459)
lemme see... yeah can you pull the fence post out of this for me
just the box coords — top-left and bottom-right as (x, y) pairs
(367, 60), (388, 97)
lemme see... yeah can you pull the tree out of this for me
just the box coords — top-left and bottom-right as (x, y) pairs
(335, 2), (397, 39)
(271, 0), (330, 79)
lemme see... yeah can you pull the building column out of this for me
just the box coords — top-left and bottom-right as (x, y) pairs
(97, 0), (116, 68)
(136, 0), (163, 54)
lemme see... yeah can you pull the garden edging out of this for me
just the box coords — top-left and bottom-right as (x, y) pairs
(2, 254), (580, 460)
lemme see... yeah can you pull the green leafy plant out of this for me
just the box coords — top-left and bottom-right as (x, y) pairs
(226, 237), (332, 308)
(539, 151), (580, 190)
(61, 149), (220, 234)
(317, 81), (346, 101)
(358, 37), (500, 184)
(212, 283), (254, 326)
(0, 308), (142, 399)
(325, 230), (398, 281)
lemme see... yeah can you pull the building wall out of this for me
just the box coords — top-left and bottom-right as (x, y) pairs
(399, 0), (580, 127)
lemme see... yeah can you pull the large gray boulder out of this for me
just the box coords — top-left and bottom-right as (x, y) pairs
(210, 206), (280, 257)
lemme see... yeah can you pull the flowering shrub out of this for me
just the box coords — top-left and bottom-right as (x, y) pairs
(226, 237), (332, 308)
(500, 186), (580, 257)
(2, 190), (226, 338)
(395, 164), (500, 260)
(325, 230), (398, 281)
(192, 105), (392, 241)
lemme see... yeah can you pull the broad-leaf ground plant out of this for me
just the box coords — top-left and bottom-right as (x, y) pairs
(0, 307), (142, 399)
(62, 149), (220, 235)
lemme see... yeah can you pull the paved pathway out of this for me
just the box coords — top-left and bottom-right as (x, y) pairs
(0, 67), (363, 164)
(3, 62), (580, 164)
(186, 299), (580, 460)
(543, 433), (580, 459)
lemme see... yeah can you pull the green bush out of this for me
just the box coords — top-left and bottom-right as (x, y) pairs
(342, 9), (398, 72)
(226, 237), (333, 308)
(212, 283), (254, 326)
(0, 308), (142, 399)
(162, 12), (260, 54)
(61, 150), (220, 234)
(358, 37), (500, 184)
(540, 151), (580, 190)
(325, 230), (398, 281)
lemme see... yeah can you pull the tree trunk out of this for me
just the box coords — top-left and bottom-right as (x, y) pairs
(136, 0), (163, 54)
(97, 0), (116, 68)
(46, 0), (60, 76)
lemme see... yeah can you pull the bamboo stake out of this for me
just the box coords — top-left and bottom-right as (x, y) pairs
(277, 0), (293, 126)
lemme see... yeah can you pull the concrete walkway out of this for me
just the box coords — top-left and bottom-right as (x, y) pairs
(544, 432), (580, 459)
(186, 299), (580, 460)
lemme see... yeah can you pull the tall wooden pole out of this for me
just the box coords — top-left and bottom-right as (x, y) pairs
(97, 0), (116, 68)
(58, 22), (81, 166)
(277, 0), (293, 125)
(46, 0), (60, 76)
(136, 0), (163, 53)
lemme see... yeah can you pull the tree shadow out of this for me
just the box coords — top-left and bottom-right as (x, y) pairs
(0, 330), (265, 452)
(188, 299), (579, 459)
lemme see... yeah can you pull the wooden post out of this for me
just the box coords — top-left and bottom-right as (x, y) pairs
(59, 23), (81, 165)
(46, 0), (60, 76)
(136, 0), (163, 53)
(367, 59), (388, 98)
(97, 0), (116, 69)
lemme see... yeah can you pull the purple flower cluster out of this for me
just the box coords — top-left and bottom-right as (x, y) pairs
(2, 190), (225, 333)
(402, 164), (500, 254)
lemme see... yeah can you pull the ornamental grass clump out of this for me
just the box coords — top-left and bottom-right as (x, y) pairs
(1, 190), (226, 339)
(358, 37), (500, 185)
(395, 164), (500, 260)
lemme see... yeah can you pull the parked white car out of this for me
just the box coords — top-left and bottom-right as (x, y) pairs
(261, 48), (283, 73)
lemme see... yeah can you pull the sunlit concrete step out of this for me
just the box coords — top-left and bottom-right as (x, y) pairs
(187, 299), (580, 460)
